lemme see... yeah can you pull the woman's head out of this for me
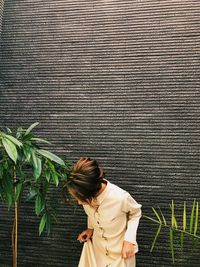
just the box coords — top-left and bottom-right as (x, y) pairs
(65, 157), (105, 204)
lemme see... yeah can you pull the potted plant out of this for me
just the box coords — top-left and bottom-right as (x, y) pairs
(0, 122), (71, 267)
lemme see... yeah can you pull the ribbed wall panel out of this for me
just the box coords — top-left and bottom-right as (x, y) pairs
(0, 0), (200, 266)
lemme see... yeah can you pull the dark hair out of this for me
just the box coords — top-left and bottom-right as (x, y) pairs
(64, 157), (105, 203)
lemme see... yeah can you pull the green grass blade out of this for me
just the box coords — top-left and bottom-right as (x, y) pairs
(183, 201), (187, 231)
(170, 228), (175, 264)
(152, 207), (162, 224)
(143, 214), (160, 224)
(194, 201), (199, 236)
(150, 225), (162, 252)
(171, 200), (178, 229)
(180, 201), (187, 250)
(158, 206), (167, 226)
(190, 199), (196, 233)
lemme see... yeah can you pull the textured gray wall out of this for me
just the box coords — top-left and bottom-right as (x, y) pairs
(0, 0), (200, 266)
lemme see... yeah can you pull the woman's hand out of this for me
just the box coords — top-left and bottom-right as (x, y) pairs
(121, 241), (137, 259)
(77, 228), (94, 243)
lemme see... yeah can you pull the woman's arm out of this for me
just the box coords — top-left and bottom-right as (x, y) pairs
(122, 192), (142, 245)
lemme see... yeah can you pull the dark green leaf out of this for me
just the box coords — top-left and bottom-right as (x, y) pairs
(47, 160), (59, 186)
(31, 151), (42, 179)
(39, 213), (47, 236)
(35, 195), (43, 215)
(26, 187), (38, 201)
(23, 145), (32, 162)
(2, 175), (14, 209)
(15, 182), (23, 201)
(45, 169), (51, 182)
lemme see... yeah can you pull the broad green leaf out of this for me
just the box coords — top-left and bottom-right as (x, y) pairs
(45, 169), (51, 182)
(39, 213), (47, 236)
(190, 199), (196, 233)
(194, 202), (199, 236)
(48, 160), (59, 186)
(37, 149), (65, 166)
(152, 207), (162, 224)
(15, 182), (23, 201)
(52, 171), (59, 186)
(31, 151), (42, 179)
(3, 134), (22, 147)
(23, 145), (32, 162)
(25, 122), (39, 136)
(35, 195), (43, 215)
(2, 138), (18, 163)
(31, 138), (51, 144)
(170, 228), (175, 264)
(150, 225), (161, 252)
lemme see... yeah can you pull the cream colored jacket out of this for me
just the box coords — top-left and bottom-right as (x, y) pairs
(78, 180), (142, 267)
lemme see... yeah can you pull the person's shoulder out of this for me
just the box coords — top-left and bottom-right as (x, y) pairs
(109, 181), (129, 200)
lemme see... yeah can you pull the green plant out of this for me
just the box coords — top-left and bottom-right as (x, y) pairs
(0, 122), (71, 267)
(144, 200), (200, 264)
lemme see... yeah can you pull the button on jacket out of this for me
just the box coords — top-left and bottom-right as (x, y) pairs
(78, 179), (142, 267)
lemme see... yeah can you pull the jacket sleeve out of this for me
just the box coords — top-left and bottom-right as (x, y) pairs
(122, 192), (142, 245)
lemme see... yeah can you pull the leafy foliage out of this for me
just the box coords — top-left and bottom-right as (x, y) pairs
(0, 122), (72, 235)
(144, 200), (200, 264)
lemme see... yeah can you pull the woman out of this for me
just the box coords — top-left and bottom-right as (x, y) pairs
(65, 157), (142, 267)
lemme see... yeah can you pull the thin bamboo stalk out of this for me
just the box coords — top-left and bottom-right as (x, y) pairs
(12, 167), (18, 267)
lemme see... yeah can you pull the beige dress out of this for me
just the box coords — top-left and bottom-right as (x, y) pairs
(78, 180), (142, 267)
